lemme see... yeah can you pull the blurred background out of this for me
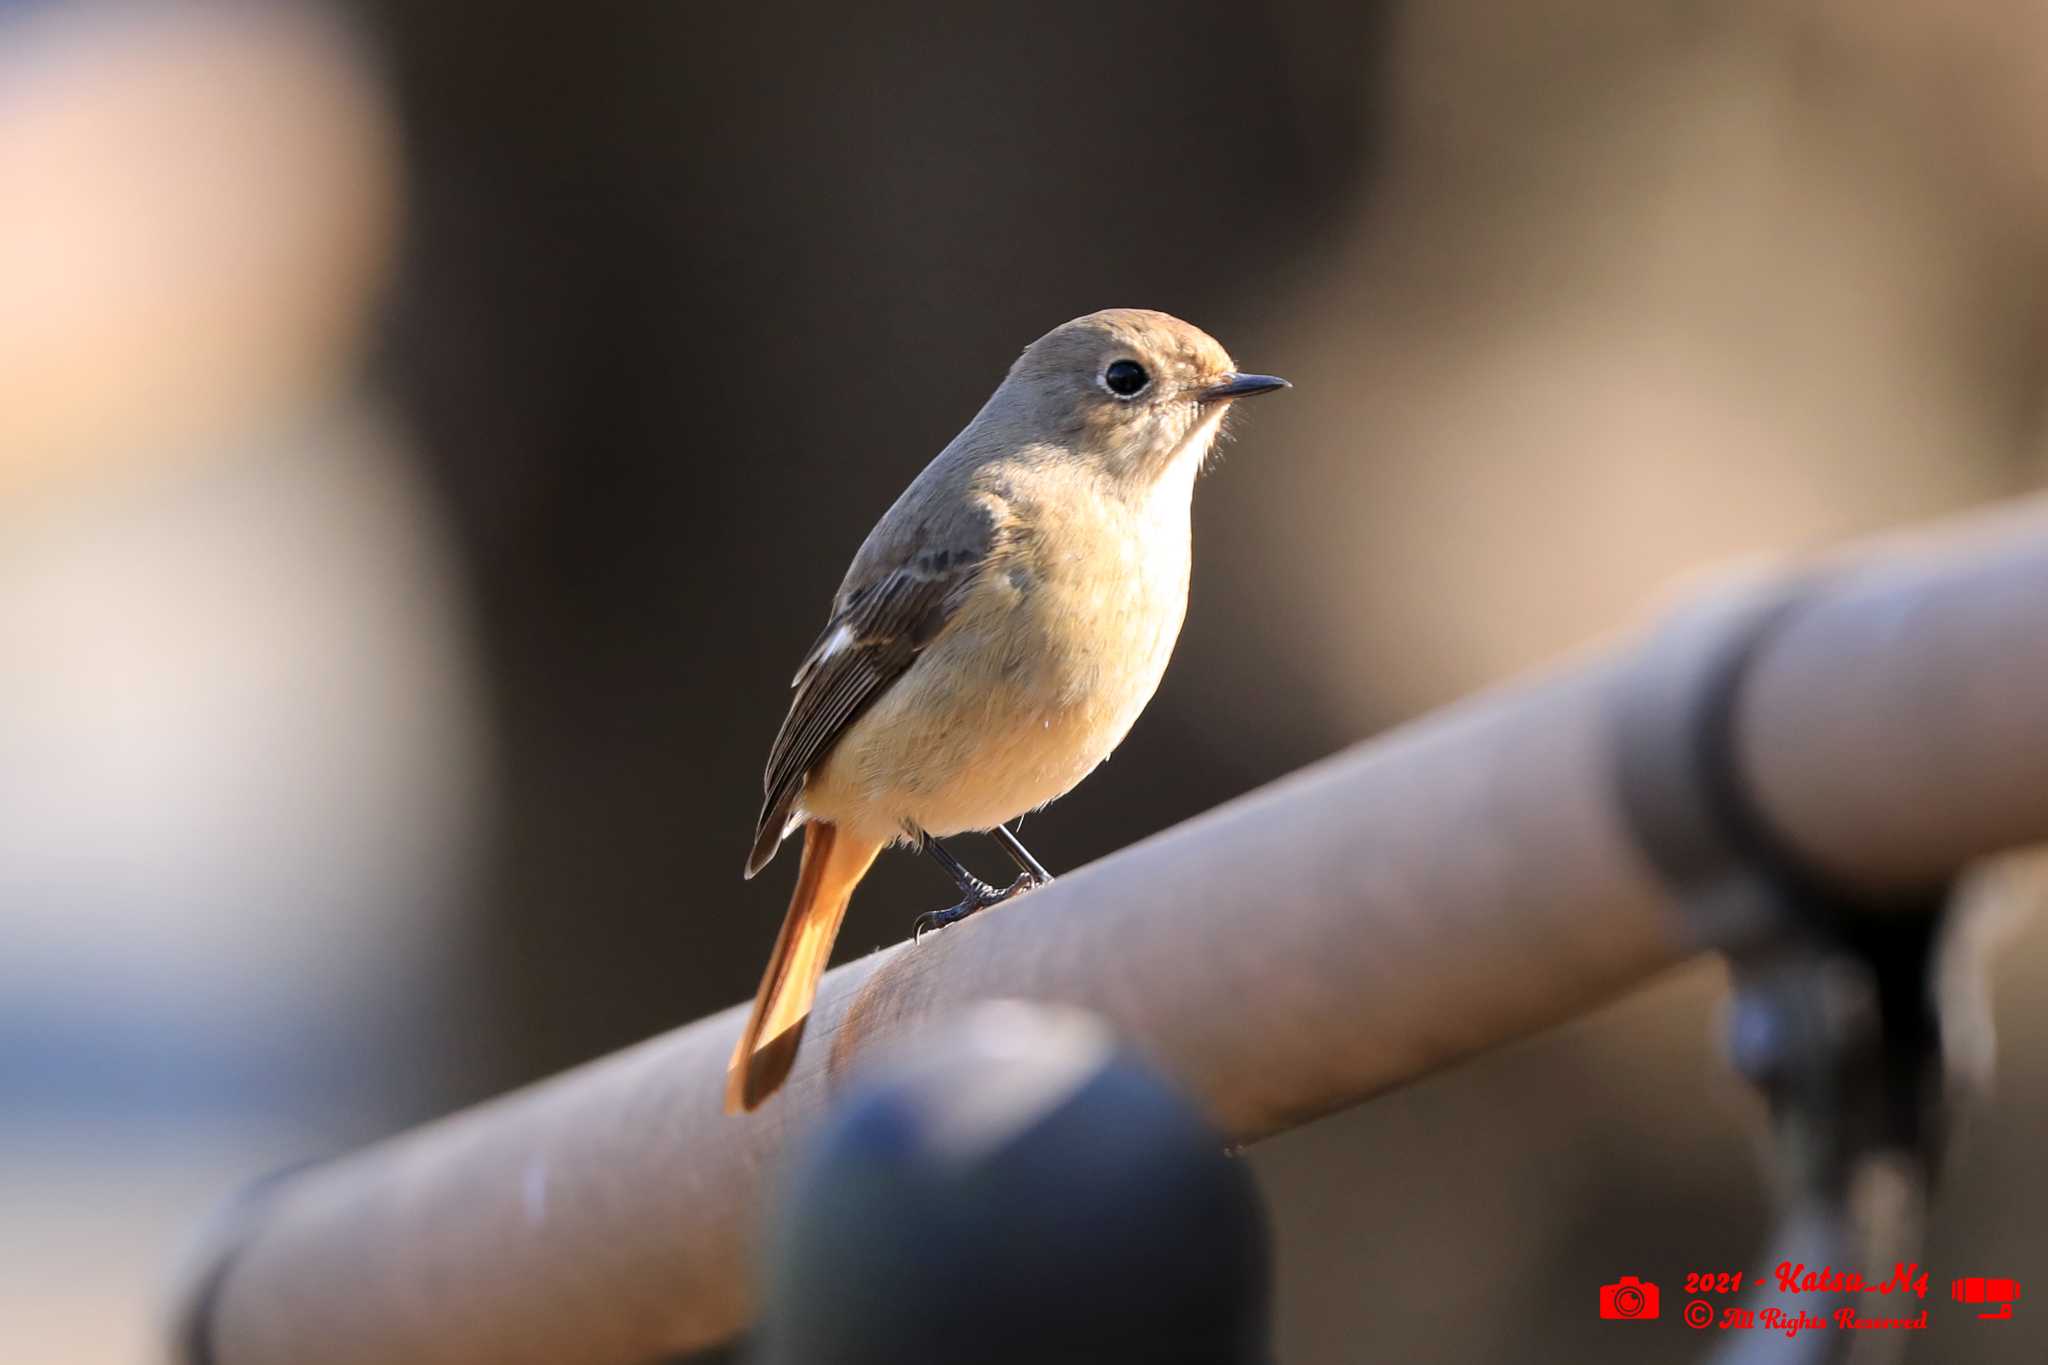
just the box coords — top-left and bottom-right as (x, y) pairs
(5, 1), (2047, 1361)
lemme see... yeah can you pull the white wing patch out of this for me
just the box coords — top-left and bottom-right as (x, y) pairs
(818, 622), (855, 662)
(794, 622), (857, 686)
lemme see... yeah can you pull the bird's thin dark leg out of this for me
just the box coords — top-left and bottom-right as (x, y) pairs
(989, 822), (1054, 886)
(914, 831), (1039, 939)
(920, 833), (1000, 901)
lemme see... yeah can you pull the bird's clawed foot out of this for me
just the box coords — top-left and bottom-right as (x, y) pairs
(912, 871), (1046, 940)
(913, 825), (1055, 940)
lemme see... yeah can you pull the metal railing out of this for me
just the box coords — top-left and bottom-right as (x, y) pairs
(176, 493), (2048, 1365)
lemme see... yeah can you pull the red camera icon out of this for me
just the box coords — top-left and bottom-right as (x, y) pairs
(1951, 1276), (2022, 1321)
(1599, 1276), (1661, 1320)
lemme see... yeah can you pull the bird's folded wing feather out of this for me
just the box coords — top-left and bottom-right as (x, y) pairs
(750, 502), (1001, 867)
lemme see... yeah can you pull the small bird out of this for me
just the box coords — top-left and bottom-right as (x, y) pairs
(727, 309), (1288, 1112)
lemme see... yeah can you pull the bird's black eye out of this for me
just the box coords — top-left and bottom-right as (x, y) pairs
(1102, 359), (1150, 398)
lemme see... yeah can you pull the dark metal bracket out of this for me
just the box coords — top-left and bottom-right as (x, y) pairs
(1612, 579), (1966, 1365)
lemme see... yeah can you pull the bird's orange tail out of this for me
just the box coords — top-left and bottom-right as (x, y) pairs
(725, 820), (883, 1113)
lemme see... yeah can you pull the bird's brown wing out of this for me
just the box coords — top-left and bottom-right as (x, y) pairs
(746, 517), (999, 876)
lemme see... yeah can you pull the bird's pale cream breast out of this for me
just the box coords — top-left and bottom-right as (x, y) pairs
(804, 450), (1201, 840)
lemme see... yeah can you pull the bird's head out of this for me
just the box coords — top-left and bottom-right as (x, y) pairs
(995, 308), (1288, 488)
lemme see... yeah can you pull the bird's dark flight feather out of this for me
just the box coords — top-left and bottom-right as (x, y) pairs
(746, 504), (1000, 876)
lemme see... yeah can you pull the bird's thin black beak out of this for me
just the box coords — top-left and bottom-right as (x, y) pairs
(1198, 372), (1291, 402)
